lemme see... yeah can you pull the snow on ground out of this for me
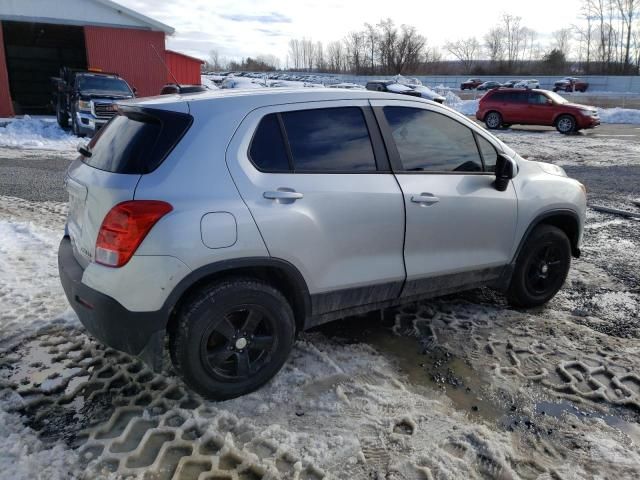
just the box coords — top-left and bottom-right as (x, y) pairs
(1, 130), (640, 478)
(200, 75), (219, 90)
(597, 107), (640, 124)
(0, 117), (78, 152)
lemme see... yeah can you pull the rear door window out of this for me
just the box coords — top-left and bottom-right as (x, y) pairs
(81, 107), (192, 174)
(281, 107), (377, 172)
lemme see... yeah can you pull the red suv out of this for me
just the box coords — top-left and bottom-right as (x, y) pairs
(476, 88), (600, 134)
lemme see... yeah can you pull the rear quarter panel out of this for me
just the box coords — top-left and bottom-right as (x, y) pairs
(133, 98), (269, 270)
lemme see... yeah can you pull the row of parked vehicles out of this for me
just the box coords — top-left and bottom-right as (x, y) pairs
(461, 77), (589, 92)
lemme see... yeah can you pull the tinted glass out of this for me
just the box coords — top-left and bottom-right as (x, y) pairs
(383, 107), (482, 172)
(529, 93), (548, 104)
(281, 107), (376, 172)
(511, 92), (528, 103)
(476, 135), (498, 172)
(491, 91), (506, 101)
(249, 114), (290, 171)
(77, 76), (132, 94)
(82, 108), (192, 174)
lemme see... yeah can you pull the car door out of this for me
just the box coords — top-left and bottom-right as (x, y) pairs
(226, 101), (406, 315)
(371, 100), (518, 297)
(526, 92), (555, 125)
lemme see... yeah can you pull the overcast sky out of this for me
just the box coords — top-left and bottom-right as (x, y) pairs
(117, 0), (583, 63)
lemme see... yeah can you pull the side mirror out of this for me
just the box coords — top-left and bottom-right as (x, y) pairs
(494, 154), (515, 191)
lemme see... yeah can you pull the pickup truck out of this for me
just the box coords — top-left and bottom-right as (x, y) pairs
(553, 77), (589, 93)
(52, 68), (135, 137)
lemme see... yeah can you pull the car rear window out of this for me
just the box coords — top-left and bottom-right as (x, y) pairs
(81, 107), (192, 174)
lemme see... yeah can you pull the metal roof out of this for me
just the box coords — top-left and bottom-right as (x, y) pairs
(0, 0), (174, 34)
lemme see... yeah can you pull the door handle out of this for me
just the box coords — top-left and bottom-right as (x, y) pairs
(263, 189), (304, 201)
(411, 193), (440, 205)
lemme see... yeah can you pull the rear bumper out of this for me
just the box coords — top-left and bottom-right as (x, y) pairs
(58, 236), (165, 370)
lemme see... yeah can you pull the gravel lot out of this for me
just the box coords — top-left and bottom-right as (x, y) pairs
(1, 125), (639, 479)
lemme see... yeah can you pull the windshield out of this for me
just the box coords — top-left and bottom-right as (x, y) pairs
(77, 76), (132, 94)
(546, 91), (568, 104)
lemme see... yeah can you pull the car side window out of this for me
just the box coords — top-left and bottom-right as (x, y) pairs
(476, 135), (498, 172)
(249, 113), (291, 172)
(383, 106), (483, 173)
(528, 93), (547, 105)
(281, 107), (377, 172)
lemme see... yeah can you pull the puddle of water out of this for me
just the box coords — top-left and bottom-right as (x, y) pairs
(535, 400), (640, 443)
(317, 313), (505, 423)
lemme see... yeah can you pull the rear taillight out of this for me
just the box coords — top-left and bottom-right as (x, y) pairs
(95, 200), (172, 267)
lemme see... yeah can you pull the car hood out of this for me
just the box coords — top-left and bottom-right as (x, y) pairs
(79, 91), (134, 100)
(563, 102), (597, 110)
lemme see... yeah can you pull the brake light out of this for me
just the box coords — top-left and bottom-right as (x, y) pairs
(95, 201), (172, 267)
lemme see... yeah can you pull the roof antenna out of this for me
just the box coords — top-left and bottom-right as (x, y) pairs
(151, 43), (180, 87)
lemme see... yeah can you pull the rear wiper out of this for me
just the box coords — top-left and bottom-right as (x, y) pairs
(78, 145), (92, 158)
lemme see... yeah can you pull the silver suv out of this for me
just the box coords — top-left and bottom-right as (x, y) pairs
(58, 89), (586, 399)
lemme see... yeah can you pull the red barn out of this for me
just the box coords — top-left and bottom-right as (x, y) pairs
(0, 0), (203, 117)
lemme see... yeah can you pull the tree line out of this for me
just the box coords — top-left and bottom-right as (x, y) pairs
(205, 2), (640, 76)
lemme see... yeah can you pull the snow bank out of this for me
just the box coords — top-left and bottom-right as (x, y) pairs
(597, 107), (640, 124)
(0, 116), (78, 151)
(443, 91), (479, 116)
(200, 75), (219, 89)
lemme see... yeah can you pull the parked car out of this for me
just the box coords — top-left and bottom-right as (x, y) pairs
(393, 75), (446, 103)
(460, 78), (484, 90)
(160, 83), (209, 95)
(502, 80), (523, 88)
(513, 79), (540, 89)
(59, 88), (586, 399)
(553, 77), (589, 93)
(476, 88), (600, 134)
(365, 80), (422, 97)
(477, 81), (502, 91)
(52, 68), (135, 137)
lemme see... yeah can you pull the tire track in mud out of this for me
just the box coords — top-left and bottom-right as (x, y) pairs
(0, 326), (325, 480)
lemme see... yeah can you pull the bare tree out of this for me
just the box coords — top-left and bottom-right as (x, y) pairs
(288, 39), (302, 70)
(616, 0), (640, 71)
(484, 27), (504, 64)
(364, 23), (378, 72)
(327, 41), (345, 72)
(552, 28), (573, 57)
(445, 37), (480, 73)
(345, 31), (366, 74)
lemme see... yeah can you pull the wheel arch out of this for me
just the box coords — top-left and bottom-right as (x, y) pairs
(164, 257), (311, 339)
(514, 209), (581, 263)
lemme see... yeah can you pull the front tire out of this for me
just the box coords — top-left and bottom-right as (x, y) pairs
(556, 115), (576, 134)
(170, 278), (295, 400)
(485, 111), (502, 130)
(507, 225), (571, 308)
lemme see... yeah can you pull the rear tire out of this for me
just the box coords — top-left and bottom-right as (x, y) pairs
(169, 278), (295, 400)
(507, 225), (571, 308)
(485, 111), (502, 130)
(555, 115), (576, 134)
